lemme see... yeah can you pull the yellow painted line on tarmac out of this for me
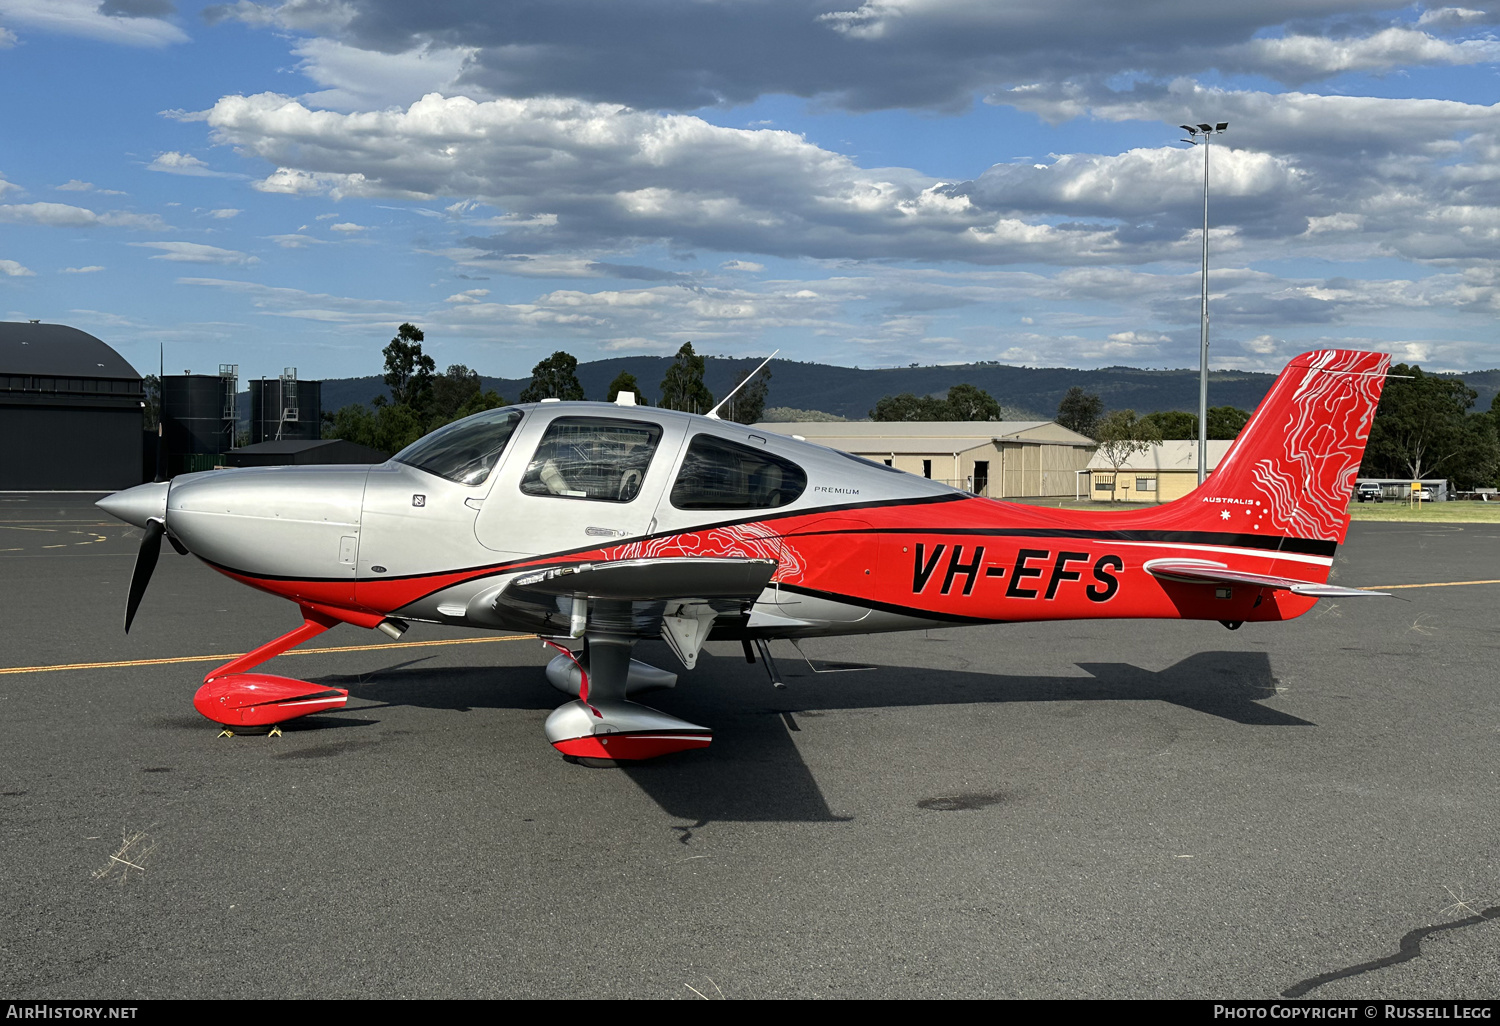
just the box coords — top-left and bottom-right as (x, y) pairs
(0, 633), (537, 676)
(1364, 578), (1500, 590)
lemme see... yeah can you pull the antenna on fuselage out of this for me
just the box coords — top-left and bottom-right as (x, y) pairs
(705, 349), (779, 421)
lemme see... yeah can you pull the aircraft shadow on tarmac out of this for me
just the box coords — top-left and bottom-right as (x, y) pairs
(306, 647), (1305, 828)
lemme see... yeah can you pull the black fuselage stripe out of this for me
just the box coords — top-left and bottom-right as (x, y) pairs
(781, 526), (1337, 557)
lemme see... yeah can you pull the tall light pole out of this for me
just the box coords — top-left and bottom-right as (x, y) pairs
(1179, 121), (1227, 485)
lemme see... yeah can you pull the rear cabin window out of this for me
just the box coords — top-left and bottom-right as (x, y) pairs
(520, 416), (663, 503)
(394, 408), (523, 486)
(670, 433), (807, 510)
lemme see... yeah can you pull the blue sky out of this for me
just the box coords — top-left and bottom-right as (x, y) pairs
(1, 0), (1498, 387)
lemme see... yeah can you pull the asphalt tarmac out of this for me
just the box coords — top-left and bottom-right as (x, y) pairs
(1, 492), (1497, 999)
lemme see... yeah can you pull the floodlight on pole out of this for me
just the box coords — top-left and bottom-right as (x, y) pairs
(1177, 120), (1227, 485)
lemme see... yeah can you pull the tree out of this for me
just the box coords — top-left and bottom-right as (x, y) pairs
(382, 323), (435, 413)
(725, 364), (771, 424)
(607, 370), (645, 403)
(370, 401), (425, 454)
(1207, 405), (1252, 440)
(452, 388), (509, 420)
(324, 402), (377, 449)
(1362, 364), (1495, 484)
(943, 383), (1001, 421)
(141, 374), (161, 430)
(870, 383), (1002, 422)
(430, 364), (481, 424)
(659, 342), (714, 413)
(1142, 409), (1197, 439)
(1056, 387), (1104, 438)
(519, 351), (584, 403)
(871, 392), (949, 421)
(1093, 409), (1163, 503)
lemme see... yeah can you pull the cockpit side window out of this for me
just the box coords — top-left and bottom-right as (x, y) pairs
(669, 433), (808, 510)
(393, 408), (523, 486)
(519, 416), (664, 503)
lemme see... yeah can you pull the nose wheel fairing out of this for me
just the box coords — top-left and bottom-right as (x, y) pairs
(192, 606), (350, 733)
(194, 674), (348, 727)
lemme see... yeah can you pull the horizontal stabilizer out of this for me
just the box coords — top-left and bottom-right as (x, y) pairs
(511, 556), (776, 601)
(1143, 559), (1388, 598)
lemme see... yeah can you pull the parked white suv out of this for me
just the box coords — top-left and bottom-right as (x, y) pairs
(1355, 482), (1382, 502)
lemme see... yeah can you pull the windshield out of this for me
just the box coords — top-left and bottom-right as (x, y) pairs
(393, 408), (523, 486)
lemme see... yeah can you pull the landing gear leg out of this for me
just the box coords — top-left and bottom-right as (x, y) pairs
(544, 633), (712, 762)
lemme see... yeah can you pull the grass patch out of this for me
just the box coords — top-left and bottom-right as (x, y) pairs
(1346, 501), (1500, 523)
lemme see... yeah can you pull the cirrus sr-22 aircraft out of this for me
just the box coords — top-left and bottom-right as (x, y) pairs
(98, 348), (1391, 761)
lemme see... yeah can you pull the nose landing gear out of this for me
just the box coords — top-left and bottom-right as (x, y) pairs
(194, 605), (351, 735)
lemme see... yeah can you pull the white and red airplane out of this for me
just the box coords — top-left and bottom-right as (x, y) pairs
(98, 349), (1390, 760)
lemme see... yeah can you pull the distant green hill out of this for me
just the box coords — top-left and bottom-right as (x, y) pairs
(248, 357), (1500, 425)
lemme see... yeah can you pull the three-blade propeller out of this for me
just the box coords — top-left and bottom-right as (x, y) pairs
(124, 519), (165, 634)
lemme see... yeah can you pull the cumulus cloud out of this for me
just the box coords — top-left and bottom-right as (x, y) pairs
(207, 207), (241, 218)
(0, 0), (188, 46)
(291, 36), (476, 111)
(147, 151), (240, 177)
(328, 221), (367, 232)
(0, 258), (35, 276)
(1216, 27), (1500, 84)
(195, 91), (1205, 268)
(132, 241), (259, 264)
(265, 233), (328, 247)
(159, 1), (1500, 372)
(444, 288), (489, 303)
(183, 0), (1500, 113)
(61, 265), (105, 273)
(0, 201), (166, 229)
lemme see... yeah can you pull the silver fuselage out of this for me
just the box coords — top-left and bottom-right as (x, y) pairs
(116, 402), (955, 637)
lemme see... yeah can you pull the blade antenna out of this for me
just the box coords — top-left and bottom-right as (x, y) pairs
(154, 343), (165, 483)
(705, 349), (778, 421)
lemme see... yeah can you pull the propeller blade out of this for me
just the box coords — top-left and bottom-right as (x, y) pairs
(125, 520), (164, 634)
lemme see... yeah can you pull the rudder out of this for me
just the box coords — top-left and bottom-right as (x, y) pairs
(1155, 350), (1390, 546)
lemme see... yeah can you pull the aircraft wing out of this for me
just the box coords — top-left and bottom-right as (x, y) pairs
(1142, 559), (1388, 598)
(484, 556), (779, 667)
(510, 556), (777, 600)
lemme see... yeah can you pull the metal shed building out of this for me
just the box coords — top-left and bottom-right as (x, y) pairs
(1085, 440), (1233, 502)
(754, 420), (1096, 497)
(225, 438), (388, 467)
(0, 322), (144, 490)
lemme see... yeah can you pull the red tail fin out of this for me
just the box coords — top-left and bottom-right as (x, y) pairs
(1154, 350), (1390, 545)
